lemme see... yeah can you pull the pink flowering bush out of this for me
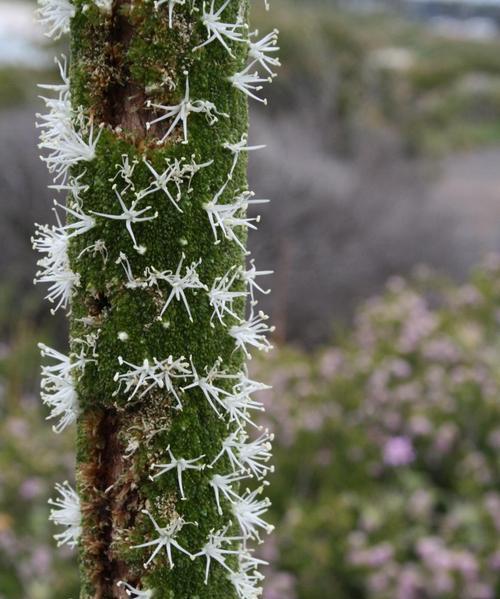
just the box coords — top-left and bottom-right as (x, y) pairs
(0, 318), (78, 599)
(258, 256), (500, 599)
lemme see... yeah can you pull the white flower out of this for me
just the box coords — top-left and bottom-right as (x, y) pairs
(77, 239), (108, 263)
(34, 263), (80, 314)
(239, 259), (273, 304)
(139, 157), (185, 212)
(39, 342), (87, 376)
(248, 29), (280, 76)
(52, 199), (96, 237)
(116, 252), (147, 289)
(150, 446), (205, 500)
(204, 189), (268, 253)
(229, 311), (274, 358)
(229, 549), (266, 599)
(117, 582), (153, 598)
(208, 266), (247, 325)
(193, 0), (247, 57)
(210, 472), (249, 515)
(234, 369), (271, 397)
(37, 0), (75, 39)
(146, 74), (227, 144)
(221, 391), (265, 429)
(39, 343), (85, 432)
(32, 223), (69, 273)
(109, 154), (139, 193)
(39, 108), (102, 185)
(48, 481), (81, 548)
(223, 134), (266, 179)
(228, 62), (272, 104)
(90, 185), (158, 254)
(233, 486), (273, 540)
(182, 357), (233, 417)
(212, 430), (274, 480)
(114, 355), (190, 409)
(154, 0), (185, 27)
(193, 525), (243, 583)
(132, 510), (193, 568)
(49, 171), (90, 206)
(146, 254), (207, 321)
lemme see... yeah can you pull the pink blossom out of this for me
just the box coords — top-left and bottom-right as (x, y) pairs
(383, 436), (415, 467)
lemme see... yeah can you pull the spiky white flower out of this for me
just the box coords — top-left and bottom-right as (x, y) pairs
(228, 62), (272, 104)
(39, 107), (102, 185)
(110, 154), (139, 193)
(117, 582), (153, 598)
(48, 481), (81, 548)
(139, 157), (185, 212)
(229, 311), (274, 358)
(132, 510), (194, 568)
(233, 486), (273, 540)
(204, 189), (268, 253)
(146, 74), (227, 144)
(193, 525), (243, 583)
(212, 430), (274, 479)
(223, 134), (266, 179)
(209, 266), (247, 325)
(193, 0), (247, 57)
(116, 252), (147, 289)
(248, 29), (280, 76)
(34, 262), (80, 314)
(32, 200), (93, 276)
(240, 259), (273, 304)
(221, 390), (265, 429)
(182, 357), (233, 417)
(114, 355), (190, 409)
(37, 0), (75, 39)
(147, 254), (207, 321)
(32, 223), (69, 273)
(39, 342), (87, 377)
(39, 343), (85, 432)
(154, 0), (185, 27)
(229, 549), (266, 599)
(37, 57), (97, 185)
(234, 369), (271, 397)
(210, 472), (249, 515)
(52, 199), (96, 237)
(77, 239), (108, 263)
(90, 186), (158, 254)
(49, 171), (90, 206)
(150, 446), (205, 500)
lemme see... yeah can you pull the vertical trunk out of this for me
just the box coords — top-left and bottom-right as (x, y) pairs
(36, 0), (276, 596)
(71, 2), (248, 597)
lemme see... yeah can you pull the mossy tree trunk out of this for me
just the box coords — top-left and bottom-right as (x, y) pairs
(36, 0), (276, 596)
(71, 2), (247, 597)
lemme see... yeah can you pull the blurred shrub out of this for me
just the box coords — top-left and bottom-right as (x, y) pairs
(258, 256), (500, 599)
(0, 315), (77, 599)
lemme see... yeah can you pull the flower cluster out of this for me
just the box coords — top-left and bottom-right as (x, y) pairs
(36, 0), (277, 596)
(255, 258), (500, 599)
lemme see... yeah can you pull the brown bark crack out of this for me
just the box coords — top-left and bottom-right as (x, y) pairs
(103, 0), (149, 138)
(80, 409), (141, 598)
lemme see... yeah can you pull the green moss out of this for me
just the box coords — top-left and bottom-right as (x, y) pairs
(69, 1), (249, 596)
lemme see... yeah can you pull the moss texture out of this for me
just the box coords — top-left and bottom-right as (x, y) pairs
(69, 1), (248, 596)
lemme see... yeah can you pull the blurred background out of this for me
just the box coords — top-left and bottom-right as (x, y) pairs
(3, 0), (500, 597)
